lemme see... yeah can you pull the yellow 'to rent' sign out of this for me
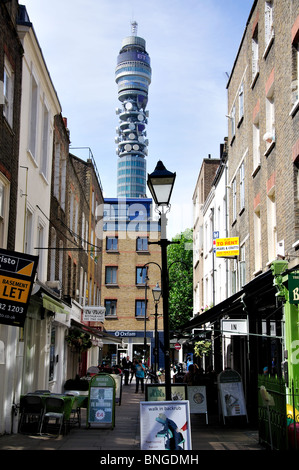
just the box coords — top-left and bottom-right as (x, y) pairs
(215, 237), (239, 258)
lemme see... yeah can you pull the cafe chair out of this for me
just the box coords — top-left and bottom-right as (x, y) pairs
(65, 392), (81, 428)
(39, 396), (65, 436)
(18, 395), (44, 434)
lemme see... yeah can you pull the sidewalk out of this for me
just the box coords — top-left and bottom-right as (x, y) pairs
(0, 382), (264, 452)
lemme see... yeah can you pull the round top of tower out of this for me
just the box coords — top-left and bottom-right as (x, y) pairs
(121, 35), (146, 50)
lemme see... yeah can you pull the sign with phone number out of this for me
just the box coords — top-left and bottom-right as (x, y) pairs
(0, 249), (38, 327)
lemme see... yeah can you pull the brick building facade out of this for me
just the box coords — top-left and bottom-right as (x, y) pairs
(101, 198), (163, 368)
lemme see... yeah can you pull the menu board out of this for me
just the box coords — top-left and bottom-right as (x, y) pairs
(217, 369), (248, 424)
(87, 374), (115, 428)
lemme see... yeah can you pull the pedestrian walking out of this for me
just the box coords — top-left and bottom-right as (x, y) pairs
(135, 360), (145, 393)
(122, 356), (131, 385)
(130, 358), (137, 383)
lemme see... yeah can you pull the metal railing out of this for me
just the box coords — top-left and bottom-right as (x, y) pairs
(258, 375), (299, 450)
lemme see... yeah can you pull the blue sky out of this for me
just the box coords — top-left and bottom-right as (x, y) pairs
(22, 0), (254, 239)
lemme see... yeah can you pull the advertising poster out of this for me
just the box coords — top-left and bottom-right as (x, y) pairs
(145, 384), (187, 402)
(140, 401), (192, 451)
(218, 369), (248, 423)
(187, 386), (208, 415)
(0, 249), (38, 327)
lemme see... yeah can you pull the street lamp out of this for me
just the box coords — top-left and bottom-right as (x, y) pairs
(147, 160), (177, 401)
(152, 282), (162, 374)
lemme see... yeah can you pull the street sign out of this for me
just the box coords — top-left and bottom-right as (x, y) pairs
(174, 342), (181, 350)
(0, 249), (38, 327)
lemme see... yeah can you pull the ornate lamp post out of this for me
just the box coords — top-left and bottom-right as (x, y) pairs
(152, 282), (162, 374)
(147, 160), (176, 401)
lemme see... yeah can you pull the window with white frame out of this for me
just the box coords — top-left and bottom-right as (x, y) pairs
(240, 243), (246, 287)
(265, 1), (274, 48)
(28, 73), (38, 160)
(3, 55), (14, 127)
(264, 81), (275, 151)
(105, 299), (117, 316)
(50, 228), (56, 281)
(232, 177), (237, 221)
(36, 219), (45, 279)
(254, 206), (262, 272)
(239, 82), (244, 122)
(291, 32), (299, 109)
(267, 189), (277, 261)
(53, 142), (60, 199)
(230, 104), (236, 139)
(253, 115), (260, 171)
(240, 162), (245, 211)
(0, 175), (10, 248)
(61, 158), (66, 211)
(231, 259), (237, 294)
(252, 26), (259, 83)
(41, 102), (50, 180)
(59, 240), (63, 283)
(24, 206), (33, 254)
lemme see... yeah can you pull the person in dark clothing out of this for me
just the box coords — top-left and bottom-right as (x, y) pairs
(122, 356), (131, 385)
(130, 358), (137, 383)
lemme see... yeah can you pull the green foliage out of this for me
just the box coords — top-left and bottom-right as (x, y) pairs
(167, 228), (193, 331)
(65, 329), (92, 352)
(194, 340), (212, 358)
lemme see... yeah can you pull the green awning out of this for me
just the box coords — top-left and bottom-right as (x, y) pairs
(42, 294), (66, 314)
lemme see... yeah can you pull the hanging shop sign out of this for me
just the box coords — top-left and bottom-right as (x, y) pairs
(87, 373), (116, 429)
(215, 237), (239, 258)
(221, 319), (248, 336)
(288, 272), (299, 305)
(83, 306), (105, 322)
(0, 249), (38, 327)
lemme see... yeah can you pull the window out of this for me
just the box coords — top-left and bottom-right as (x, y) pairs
(231, 259), (237, 294)
(36, 219), (45, 279)
(24, 206), (33, 254)
(3, 55), (14, 127)
(49, 327), (56, 381)
(252, 26), (259, 83)
(105, 266), (118, 285)
(136, 236), (148, 251)
(267, 189), (277, 261)
(135, 300), (147, 317)
(240, 244), (246, 287)
(239, 82), (244, 122)
(41, 102), (50, 179)
(136, 267), (147, 285)
(28, 73), (38, 159)
(240, 162), (245, 211)
(232, 178), (237, 221)
(291, 18), (299, 111)
(264, 75), (275, 153)
(106, 236), (118, 251)
(253, 114), (260, 172)
(230, 104), (236, 140)
(265, 1), (274, 48)
(254, 206), (262, 273)
(105, 299), (117, 316)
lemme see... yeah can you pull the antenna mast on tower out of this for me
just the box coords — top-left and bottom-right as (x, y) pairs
(131, 20), (138, 36)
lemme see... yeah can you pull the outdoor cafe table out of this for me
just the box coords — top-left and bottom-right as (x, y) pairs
(22, 393), (87, 421)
